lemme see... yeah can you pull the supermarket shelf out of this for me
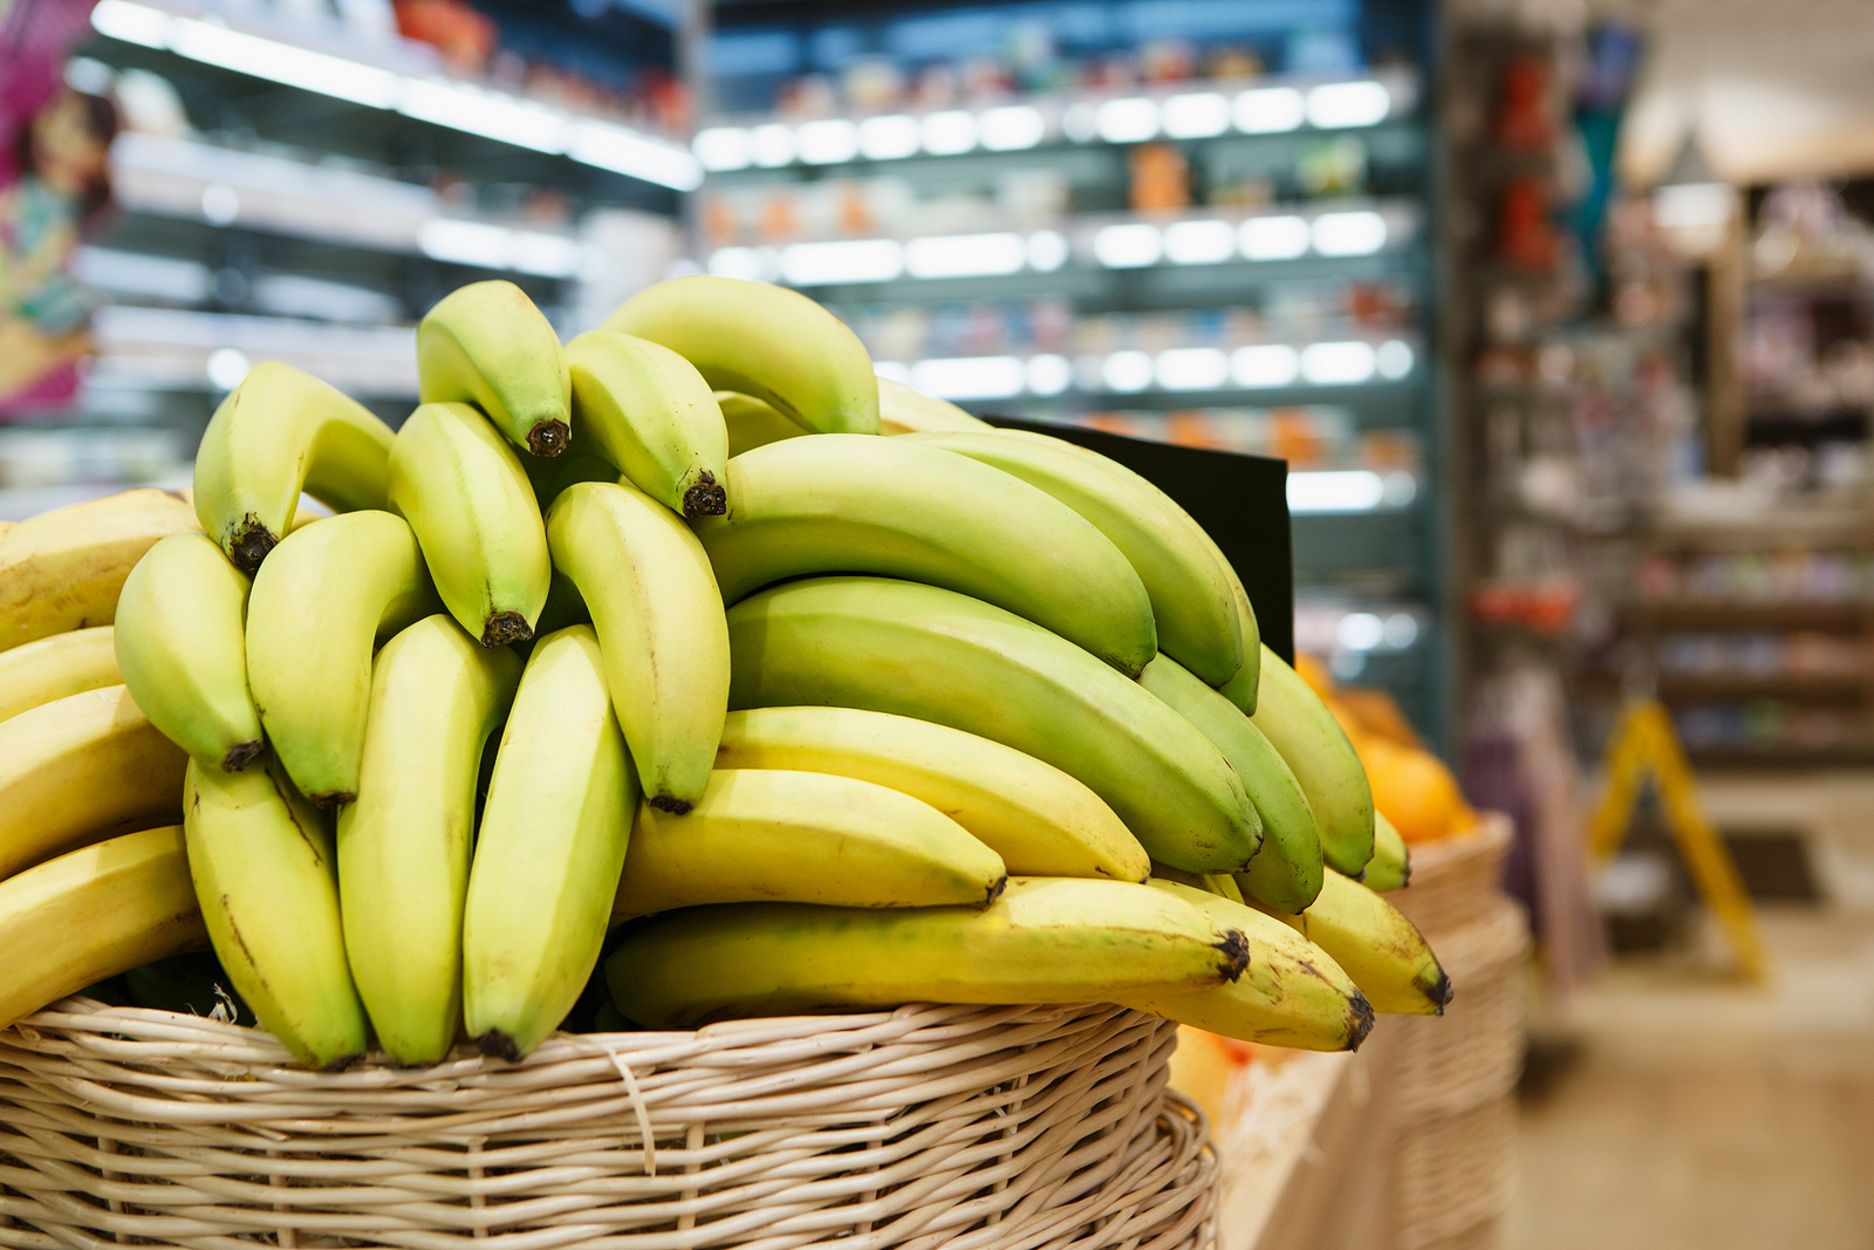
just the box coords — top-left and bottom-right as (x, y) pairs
(1685, 741), (1874, 768)
(1655, 673), (1873, 703)
(694, 69), (1420, 173)
(1626, 599), (1874, 630)
(93, 307), (416, 399)
(89, 0), (699, 191)
(1648, 508), (1874, 549)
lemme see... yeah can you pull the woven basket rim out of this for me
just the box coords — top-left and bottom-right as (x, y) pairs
(1407, 811), (1512, 876)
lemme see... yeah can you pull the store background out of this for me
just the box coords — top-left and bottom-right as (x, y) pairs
(2, 0), (1870, 1245)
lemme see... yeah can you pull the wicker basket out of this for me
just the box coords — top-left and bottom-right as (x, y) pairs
(1388, 898), (1530, 1117)
(0, 997), (1216, 1249)
(1392, 1095), (1517, 1250)
(1389, 814), (1514, 940)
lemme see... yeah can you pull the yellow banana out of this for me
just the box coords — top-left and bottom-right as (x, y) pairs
(716, 706), (1148, 882)
(1363, 813), (1411, 892)
(697, 434), (1157, 675)
(192, 362), (393, 571)
(184, 759), (369, 1069)
(113, 533), (265, 771)
(613, 769), (1007, 918)
(1254, 869), (1450, 1015)
(337, 615), (521, 1065)
(566, 330), (729, 517)
(720, 391), (806, 456)
(417, 279), (572, 457)
(463, 625), (637, 1061)
(607, 875), (1250, 1028)
(544, 480), (728, 812)
(878, 376), (989, 434)
(0, 626), (119, 724)
(0, 487), (198, 652)
(603, 275), (879, 434)
(0, 826), (206, 1032)
(0, 685), (186, 880)
(1249, 646), (1375, 875)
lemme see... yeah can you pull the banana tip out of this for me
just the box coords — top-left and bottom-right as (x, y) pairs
(1346, 993), (1376, 1051)
(307, 789), (356, 809)
(221, 740), (266, 772)
(527, 419), (570, 457)
(1426, 969), (1455, 1016)
(648, 794), (694, 815)
(228, 516), (278, 573)
(475, 1030), (524, 1062)
(983, 875), (1008, 907)
(682, 473), (727, 517)
(480, 612), (535, 648)
(1214, 928), (1250, 983)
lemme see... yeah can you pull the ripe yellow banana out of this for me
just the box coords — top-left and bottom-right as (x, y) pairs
(0, 826), (206, 1032)
(1249, 646), (1375, 876)
(463, 625), (637, 1061)
(716, 706), (1148, 882)
(417, 279), (572, 457)
(698, 435), (1157, 675)
(1195, 528), (1262, 713)
(1120, 879), (1371, 1051)
(566, 330), (729, 517)
(113, 533), (264, 771)
(720, 391), (806, 456)
(909, 429), (1243, 686)
(183, 760), (369, 1069)
(607, 875), (1251, 1028)
(0, 487), (198, 652)
(0, 625), (119, 724)
(1253, 869), (1450, 1015)
(544, 480), (728, 812)
(614, 769), (1008, 918)
(0, 685), (186, 880)
(1363, 813), (1411, 892)
(192, 363), (394, 571)
(1139, 655), (1323, 913)
(726, 576), (1261, 873)
(338, 615), (521, 1065)
(602, 275), (879, 435)
(244, 511), (438, 806)
(389, 402), (550, 647)
(877, 377), (990, 434)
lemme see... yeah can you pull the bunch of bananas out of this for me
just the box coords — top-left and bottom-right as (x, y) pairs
(0, 276), (1448, 1070)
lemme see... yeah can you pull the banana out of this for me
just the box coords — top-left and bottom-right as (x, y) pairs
(1253, 869), (1450, 1015)
(0, 685), (186, 880)
(602, 276), (879, 435)
(0, 826), (206, 1032)
(878, 376), (990, 434)
(1195, 528), (1262, 713)
(244, 511), (438, 806)
(1139, 655), (1323, 913)
(0, 487), (198, 652)
(1363, 813), (1411, 892)
(1249, 646), (1375, 876)
(544, 480), (728, 812)
(607, 876), (1251, 1028)
(389, 402), (551, 647)
(698, 435), (1157, 675)
(909, 429), (1242, 686)
(726, 576), (1261, 873)
(337, 615), (521, 1065)
(566, 330), (729, 517)
(193, 363), (394, 571)
(113, 533), (264, 771)
(0, 626), (119, 724)
(183, 759), (369, 1069)
(417, 279), (572, 457)
(716, 706), (1148, 881)
(1119, 879), (1371, 1051)
(614, 769), (1007, 918)
(720, 391), (806, 456)
(463, 626), (637, 1061)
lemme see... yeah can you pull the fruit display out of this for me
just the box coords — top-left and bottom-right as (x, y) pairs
(0, 273), (1449, 1071)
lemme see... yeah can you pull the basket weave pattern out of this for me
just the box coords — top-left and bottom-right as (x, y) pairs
(0, 998), (1216, 1249)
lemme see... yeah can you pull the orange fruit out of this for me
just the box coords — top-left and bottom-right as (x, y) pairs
(1362, 737), (1471, 844)
(1294, 652), (1334, 696)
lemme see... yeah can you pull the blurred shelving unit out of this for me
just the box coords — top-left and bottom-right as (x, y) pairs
(696, 0), (1447, 739)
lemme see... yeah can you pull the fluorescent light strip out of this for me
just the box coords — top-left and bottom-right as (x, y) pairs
(858, 115), (919, 160)
(706, 247), (778, 281)
(1094, 222), (1162, 268)
(1026, 230), (1069, 272)
(1232, 345), (1300, 387)
(1288, 470), (1385, 513)
(693, 127), (752, 172)
(921, 111), (978, 156)
(911, 355), (1024, 400)
(1311, 210), (1388, 257)
(1300, 341), (1378, 385)
(979, 105), (1045, 151)
(1163, 219), (1237, 265)
(571, 120), (703, 190)
(1240, 215), (1310, 261)
(171, 17), (399, 108)
(416, 218), (584, 278)
(795, 118), (859, 165)
(90, 0), (168, 47)
(904, 232), (1027, 279)
(1095, 97), (1159, 143)
(748, 123), (795, 167)
(1026, 354), (1072, 396)
(1307, 80), (1391, 129)
(1376, 339), (1415, 380)
(1102, 350), (1155, 393)
(399, 79), (563, 152)
(780, 238), (903, 285)
(1161, 92), (1231, 139)
(1235, 87), (1306, 134)
(1154, 347), (1230, 391)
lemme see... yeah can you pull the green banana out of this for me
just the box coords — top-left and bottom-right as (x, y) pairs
(1364, 813), (1411, 892)
(716, 706), (1148, 881)
(697, 434), (1157, 675)
(113, 533), (264, 771)
(909, 428), (1242, 686)
(389, 401), (550, 647)
(1139, 655), (1323, 913)
(566, 330), (729, 517)
(0, 626), (119, 724)
(1249, 646), (1376, 876)
(607, 876), (1251, 1028)
(1254, 869), (1450, 1015)
(184, 759), (369, 1069)
(1196, 528), (1262, 713)
(338, 615), (521, 1065)
(544, 480), (729, 812)
(726, 576), (1261, 872)
(602, 275), (879, 435)
(193, 363), (394, 571)
(244, 511), (437, 806)
(417, 279), (572, 457)
(463, 625), (637, 1061)
(720, 391), (806, 456)
(613, 768), (1007, 918)
(877, 377), (990, 434)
